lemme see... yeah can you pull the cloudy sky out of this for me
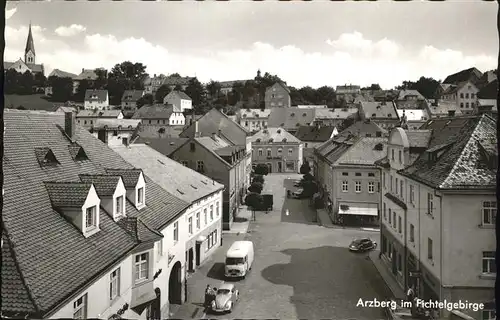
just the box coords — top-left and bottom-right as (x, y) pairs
(5, 1), (498, 89)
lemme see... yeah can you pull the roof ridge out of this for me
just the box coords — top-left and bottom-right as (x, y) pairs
(2, 228), (42, 315)
(437, 117), (482, 188)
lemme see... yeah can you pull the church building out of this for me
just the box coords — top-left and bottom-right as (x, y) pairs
(4, 23), (45, 76)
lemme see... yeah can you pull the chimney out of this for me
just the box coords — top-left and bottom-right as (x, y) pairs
(122, 137), (129, 146)
(212, 132), (217, 140)
(194, 120), (200, 137)
(448, 110), (456, 117)
(64, 111), (76, 141)
(218, 129), (221, 136)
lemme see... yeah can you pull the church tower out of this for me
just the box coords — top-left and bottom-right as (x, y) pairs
(24, 23), (36, 65)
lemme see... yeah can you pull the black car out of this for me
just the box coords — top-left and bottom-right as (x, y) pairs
(348, 238), (377, 252)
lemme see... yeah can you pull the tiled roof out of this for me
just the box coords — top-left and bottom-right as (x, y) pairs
(132, 104), (175, 120)
(133, 137), (189, 156)
(334, 137), (388, 166)
(397, 109), (429, 121)
(180, 108), (249, 145)
(195, 135), (231, 151)
(406, 130), (432, 148)
(84, 89), (108, 101)
(55, 106), (78, 113)
(162, 76), (193, 86)
(104, 169), (143, 188)
(399, 114), (497, 189)
(112, 144), (224, 203)
(117, 217), (163, 243)
(360, 101), (398, 119)
(93, 119), (141, 130)
(79, 174), (122, 197)
(294, 125), (335, 142)
(2, 110), (188, 316)
(397, 89), (425, 101)
(45, 182), (93, 208)
(27, 63), (44, 73)
(74, 69), (100, 81)
(170, 90), (192, 100)
(267, 107), (316, 130)
(477, 79), (498, 99)
(121, 90), (144, 102)
(337, 120), (386, 138)
(48, 69), (78, 79)
(314, 108), (358, 120)
(215, 145), (246, 157)
(443, 67), (482, 85)
(240, 108), (271, 119)
(266, 82), (290, 94)
(250, 127), (301, 143)
(1, 233), (39, 316)
(77, 110), (122, 118)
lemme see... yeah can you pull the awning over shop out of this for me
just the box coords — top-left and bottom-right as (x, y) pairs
(130, 285), (157, 309)
(338, 202), (378, 216)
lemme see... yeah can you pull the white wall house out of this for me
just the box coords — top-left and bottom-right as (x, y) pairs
(163, 91), (193, 112)
(379, 118), (496, 320)
(84, 89), (110, 110)
(440, 80), (479, 114)
(132, 104), (185, 126)
(111, 143), (225, 316)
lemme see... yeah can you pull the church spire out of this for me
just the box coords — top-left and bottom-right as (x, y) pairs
(25, 22), (36, 64)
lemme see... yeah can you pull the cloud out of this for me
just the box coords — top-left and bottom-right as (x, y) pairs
(6, 8), (17, 20)
(54, 24), (87, 37)
(4, 26), (497, 89)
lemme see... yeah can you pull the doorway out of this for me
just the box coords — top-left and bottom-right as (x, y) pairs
(392, 248), (397, 275)
(168, 262), (182, 305)
(267, 163), (272, 173)
(188, 248), (194, 272)
(277, 161), (282, 172)
(195, 243), (201, 267)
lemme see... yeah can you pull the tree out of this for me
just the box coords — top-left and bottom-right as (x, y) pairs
(252, 174), (264, 184)
(18, 71), (35, 94)
(254, 163), (269, 176)
(248, 182), (263, 194)
(34, 72), (47, 88)
(136, 93), (153, 109)
(185, 77), (207, 113)
(302, 173), (314, 182)
(74, 79), (91, 102)
(395, 77), (440, 99)
(155, 84), (171, 103)
(300, 162), (311, 175)
(157, 127), (166, 137)
(206, 80), (222, 98)
(49, 76), (74, 102)
(109, 61), (148, 83)
(362, 84), (382, 91)
(244, 192), (264, 221)
(4, 69), (21, 94)
(93, 68), (108, 89)
(301, 180), (318, 197)
(316, 86), (336, 107)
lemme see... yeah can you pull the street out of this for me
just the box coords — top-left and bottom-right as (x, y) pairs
(174, 173), (391, 320)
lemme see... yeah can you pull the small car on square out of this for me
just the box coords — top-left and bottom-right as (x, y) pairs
(210, 283), (239, 314)
(348, 238), (377, 252)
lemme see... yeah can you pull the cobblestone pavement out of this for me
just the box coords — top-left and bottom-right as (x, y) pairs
(173, 173), (391, 319)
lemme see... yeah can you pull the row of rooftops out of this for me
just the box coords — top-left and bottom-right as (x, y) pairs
(1, 109), (224, 317)
(314, 113), (497, 190)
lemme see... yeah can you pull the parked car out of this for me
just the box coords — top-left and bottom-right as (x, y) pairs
(384, 301), (414, 319)
(291, 189), (308, 199)
(348, 238), (377, 252)
(210, 283), (239, 314)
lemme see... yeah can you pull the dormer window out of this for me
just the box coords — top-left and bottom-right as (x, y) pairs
(116, 195), (124, 217)
(86, 206), (97, 229)
(35, 147), (60, 167)
(138, 187), (144, 205)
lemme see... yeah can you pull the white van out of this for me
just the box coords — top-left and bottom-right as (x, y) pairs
(225, 241), (254, 279)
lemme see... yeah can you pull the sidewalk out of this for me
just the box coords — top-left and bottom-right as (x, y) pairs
(368, 250), (405, 300)
(223, 205), (252, 235)
(171, 233), (246, 319)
